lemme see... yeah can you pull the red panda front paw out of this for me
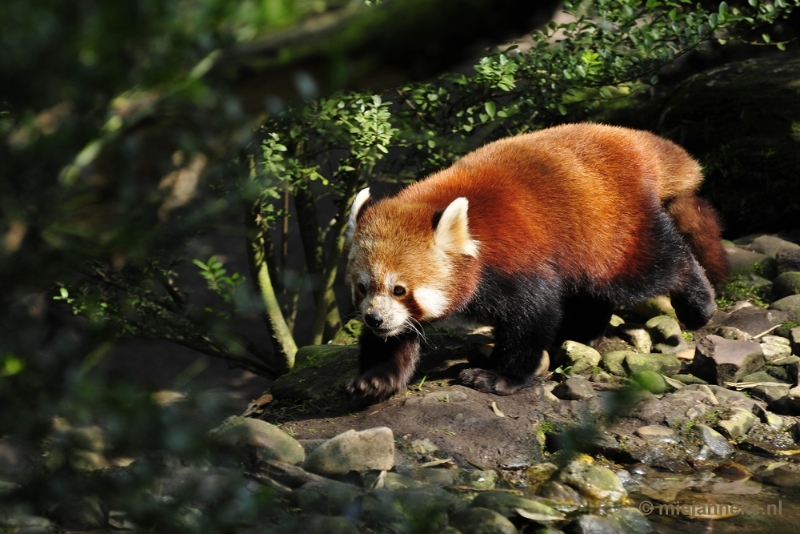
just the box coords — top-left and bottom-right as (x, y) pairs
(459, 368), (530, 396)
(346, 370), (401, 404)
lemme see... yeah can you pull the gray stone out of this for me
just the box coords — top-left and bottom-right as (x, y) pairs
(555, 341), (601, 376)
(631, 296), (677, 321)
(773, 272), (800, 299)
(691, 335), (765, 384)
(745, 235), (800, 258)
(617, 325), (652, 354)
(715, 408), (757, 439)
(272, 515), (359, 534)
(409, 438), (439, 455)
(602, 351), (631, 377)
(760, 335), (793, 362)
(770, 295), (800, 318)
(449, 508), (518, 534)
(666, 373), (707, 385)
(709, 325), (753, 341)
(752, 404), (784, 430)
(567, 508), (655, 534)
(537, 480), (588, 511)
(624, 353), (681, 376)
(362, 487), (456, 534)
(787, 385), (800, 413)
(470, 491), (564, 522)
(777, 248), (800, 275)
(645, 316), (687, 354)
(552, 377), (595, 400)
(210, 417), (305, 466)
(725, 245), (769, 278)
(635, 425), (678, 443)
(760, 464), (800, 489)
(693, 424), (734, 459)
(718, 306), (792, 337)
(458, 469), (497, 490)
(791, 327), (800, 356)
(556, 462), (627, 505)
(302, 427), (394, 476)
(290, 479), (362, 515)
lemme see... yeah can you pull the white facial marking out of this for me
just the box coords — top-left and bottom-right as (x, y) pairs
(414, 287), (450, 320)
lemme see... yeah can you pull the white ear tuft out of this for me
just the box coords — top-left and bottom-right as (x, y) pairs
(434, 197), (479, 257)
(347, 187), (372, 239)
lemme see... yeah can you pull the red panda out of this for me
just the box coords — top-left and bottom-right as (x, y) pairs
(345, 123), (728, 403)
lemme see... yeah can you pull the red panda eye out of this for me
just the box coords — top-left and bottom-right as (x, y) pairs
(393, 285), (406, 297)
(357, 283), (366, 294)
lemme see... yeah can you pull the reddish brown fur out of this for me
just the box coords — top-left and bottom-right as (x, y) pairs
(371, 123), (722, 291)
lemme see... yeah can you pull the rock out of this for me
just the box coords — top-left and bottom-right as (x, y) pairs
(361, 488), (455, 534)
(709, 325), (753, 341)
(270, 345), (359, 403)
(645, 316), (687, 354)
(624, 353), (681, 376)
(691, 335), (765, 384)
(635, 425), (678, 444)
(632, 371), (669, 394)
(752, 404), (784, 430)
(791, 327), (800, 357)
(411, 468), (455, 487)
(777, 248), (800, 275)
(449, 508), (518, 534)
(329, 318), (362, 346)
(787, 385), (800, 413)
(537, 481), (588, 511)
(602, 351), (630, 377)
(302, 427), (394, 476)
(770, 295), (800, 317)
(760, 464), (800, 489)
(741, 369), (792, 403)
(715, 408), (756, 439)
(693, 424), (734, 460)
(272, 515), (359, 534)
(632, 296), (677, 321)
(717, 306), (793, 337)
(666, 373), (707, 385)
(552, 377), (595, 400)
(566, 507), (655, 534)
(773, 272), (800, 299)
(617, 325), (652, 354)
(409, 438), (439, 455)
(555, 341), (601, 376)
(556, 461), (627, 505)
(470, 491), (564, 522)
(745, 235), (800, 258)
(50, 495), (108, 531)
(0, 438), (33, 482)
(760, 335), (793, 362)
(724, 245), (770, 278)
(458, 469), (498, 490)
(210, 417), (305, 466)
(289, 479), (362, 515)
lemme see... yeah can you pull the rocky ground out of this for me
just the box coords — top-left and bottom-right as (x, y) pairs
(3, 232), (800, 533)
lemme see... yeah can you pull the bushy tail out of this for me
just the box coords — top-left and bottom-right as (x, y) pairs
(666, 193), (729, 286)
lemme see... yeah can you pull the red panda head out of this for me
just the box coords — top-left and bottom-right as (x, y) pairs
(346, 187), (479, 337)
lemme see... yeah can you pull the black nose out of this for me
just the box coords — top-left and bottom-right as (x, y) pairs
(365, 312), (383, 329)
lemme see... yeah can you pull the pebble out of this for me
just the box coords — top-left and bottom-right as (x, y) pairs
(552, 377), (595, 400)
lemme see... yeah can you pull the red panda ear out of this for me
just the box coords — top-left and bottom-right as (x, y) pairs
(347, 188), (371, 240)
(434, 197), (479, 257)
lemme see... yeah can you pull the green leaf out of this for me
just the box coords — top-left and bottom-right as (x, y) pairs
(484, 101), (496, 119)
(762, 33), (771, 43)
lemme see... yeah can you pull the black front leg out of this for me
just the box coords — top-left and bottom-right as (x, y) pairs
(347, 329), (421, 404)
(459, 270), (561, 395)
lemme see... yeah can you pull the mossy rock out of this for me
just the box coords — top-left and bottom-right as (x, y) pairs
(270, 345), (359, 404)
